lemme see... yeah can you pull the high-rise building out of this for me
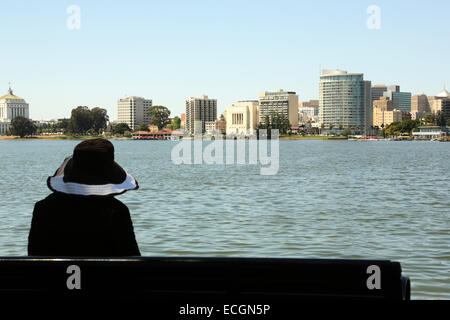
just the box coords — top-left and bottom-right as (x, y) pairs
(258, 89), (298, 126)
(226, 100), (259, 135)
(371, 85), (388, 104)
(298, 100), (319, 122)
(442, 99), (450, 123)
(428, 89), (450, 114)
(117, 96), (152, 131)
(383, 86), (411, 112)
(411, 94), (431, 120)
(0, 86), (30, 135)
(373, 97), (393, 111)
(185, 95), (217, 134)
(319, 70), (372, 134)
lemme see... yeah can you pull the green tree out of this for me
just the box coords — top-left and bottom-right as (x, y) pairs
(168, 116), (181, 130)
(148, 106), (171, 130)
(446, 119), (450, 127)
(256, 112), (291, 138)
(9, 116), (36, 138)
(136, 123), (149, 132)
(435, 111), (446, 127)
(68, 106), (93, 134)
(56, 119), (70, 133)
(385, 119), (421, 136)
(423, 113), (435, 125)
(342, 127), (352, 137)
(113, 123), (131, 135)
(91, 107), (109, 134)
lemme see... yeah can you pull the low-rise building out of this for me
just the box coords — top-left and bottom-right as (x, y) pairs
(205, 121), (216, 134)
(226, 100), (259, 136)
(413, 126), (450, 140)
(215, 114), (226, 134)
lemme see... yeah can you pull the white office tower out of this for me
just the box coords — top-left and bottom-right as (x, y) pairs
(117, 96), (152, 130)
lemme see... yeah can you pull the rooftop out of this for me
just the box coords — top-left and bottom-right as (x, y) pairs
(436, 88), (450, 98)
(0, 87), (24, 100)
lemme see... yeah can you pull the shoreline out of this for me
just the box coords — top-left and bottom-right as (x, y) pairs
(0, 135), (447, 142)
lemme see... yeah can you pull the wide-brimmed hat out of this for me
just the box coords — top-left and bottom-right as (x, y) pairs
(47, 139), (139, 196)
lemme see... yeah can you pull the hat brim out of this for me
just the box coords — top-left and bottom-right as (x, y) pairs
(47, 156), (139, 197)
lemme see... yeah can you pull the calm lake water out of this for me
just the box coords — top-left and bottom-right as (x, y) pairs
(0, 139), (448, 299)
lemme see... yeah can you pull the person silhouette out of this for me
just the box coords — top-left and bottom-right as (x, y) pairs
(28, 138), (141, 256)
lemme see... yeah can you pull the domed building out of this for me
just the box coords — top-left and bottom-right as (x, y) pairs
(0, 85), (30, 135)
(436, 88), (450, 99)
(428, 88), (450, 115)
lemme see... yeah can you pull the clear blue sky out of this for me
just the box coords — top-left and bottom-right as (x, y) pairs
(1, 0), (449, 120)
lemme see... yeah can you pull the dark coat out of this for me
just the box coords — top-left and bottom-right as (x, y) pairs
(28, 193), (141, 256)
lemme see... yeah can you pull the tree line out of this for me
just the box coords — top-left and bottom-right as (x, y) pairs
(8, 106), (109, 137)
(256, 113), (291, 139)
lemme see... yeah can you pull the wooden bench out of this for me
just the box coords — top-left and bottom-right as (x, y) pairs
(0, 257), (410, 300)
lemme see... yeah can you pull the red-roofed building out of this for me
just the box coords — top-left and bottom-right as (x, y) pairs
(132, 128), (173, 140)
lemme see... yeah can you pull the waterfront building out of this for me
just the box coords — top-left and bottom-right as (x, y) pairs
(412, 126), (450, 140)
(383, 86), (411, 112)
(319, 69), (372, 135)
(226, 100), (259, 136)
(185, 95), (217, 134)
(371, 85), (388, 104)
(0, 86), (30, 135)
(117, 96), (152, 131)
(132, 128), (173, 140)
(411, 94), (431, 120)
(258, 90), (298, 126)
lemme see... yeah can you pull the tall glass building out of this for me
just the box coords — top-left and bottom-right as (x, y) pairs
(319, 70), (372, 135)
(383, 87), (412, 112)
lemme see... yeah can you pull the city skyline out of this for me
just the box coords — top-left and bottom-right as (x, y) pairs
(3, 78), (448, 122)
(1, 0), (449, 120)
